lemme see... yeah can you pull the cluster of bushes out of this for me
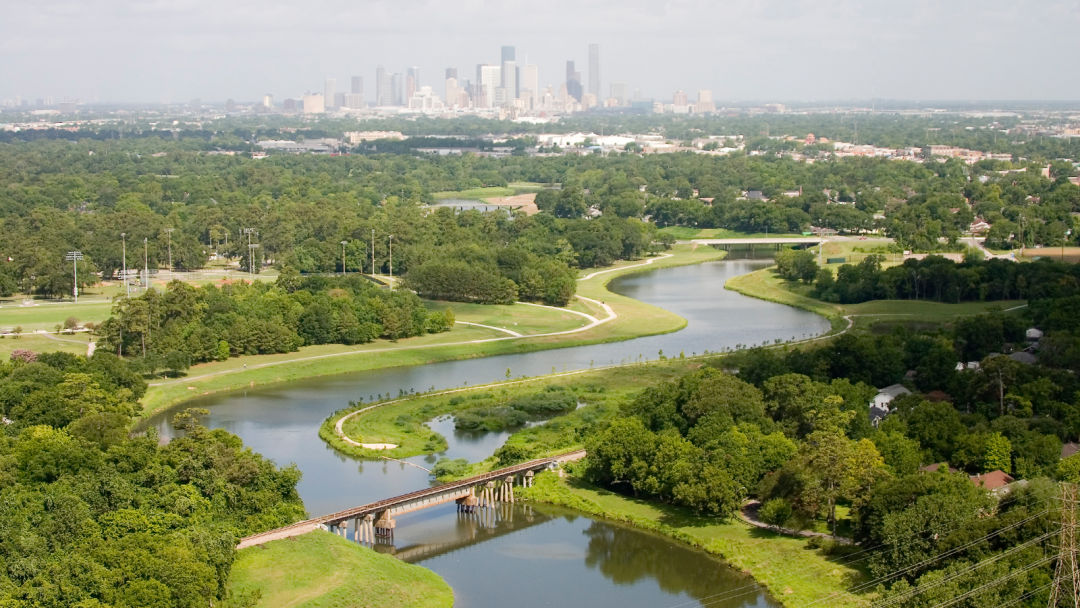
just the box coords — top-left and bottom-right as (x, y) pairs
(453, 387), (577, 432)
(406, 246), (577, 306)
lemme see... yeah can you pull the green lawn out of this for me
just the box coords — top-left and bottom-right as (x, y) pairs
(724, 266), (1025, 335)
(227, 531), (452, 608)
(431, 186), (516, 200)
(0, 300), (113, 332)
(424, 300), (587, 335)
(519, 473), (871, 608)
(0, 332), (92, 359)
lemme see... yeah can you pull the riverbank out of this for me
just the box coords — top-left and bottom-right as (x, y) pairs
(518, 472), (871, 608)
(725, 266), (1027, 334)
(138, 244), (725, 420)
(227, 530), (453, 607)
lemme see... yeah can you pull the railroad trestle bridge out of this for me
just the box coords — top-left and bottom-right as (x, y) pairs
(237, 450), (586, 549)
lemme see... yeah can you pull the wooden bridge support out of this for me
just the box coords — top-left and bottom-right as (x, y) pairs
(523, 470), (534, 488)
(374, 510), (396, 540)
(355, 514), (375, 544)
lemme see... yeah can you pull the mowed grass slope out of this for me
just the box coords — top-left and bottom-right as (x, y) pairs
(725, 265), (1025, 334)
(227, 531), (453, 608)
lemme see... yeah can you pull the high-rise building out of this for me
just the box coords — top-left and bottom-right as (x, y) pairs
(376, 67), (392, 106)
(587, 43), (600, 99)
(609, 82), (628, 106)
(566, 61), (583, 102)
(262, 94), (273, 109)
(445, 67), (458, 81)
(521, 64), (539, 108)
(303, 93), (325, 114)
(695, 90), (715, 113)
(406, 67), (420, 101)
(391, 73), (404, 106)
(500, 60), (517, 105)
(324, 78), (336, 109)
(351, 76), (363, 95)
(501, 45), (515, 63)
(478, 64), (501, 108)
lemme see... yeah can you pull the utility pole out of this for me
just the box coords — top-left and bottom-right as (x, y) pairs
(120, 232), (129, 297)
(65, 251), (83, 303)
(241, 228), (258, 276)
(1048, 482), (1080, 607)
(341, 240), (348, 276)
(371, 228), (375, 277)
(388, 234), (393, 290)
(165, 228), (174, 271)
(143, 237), (148, 291)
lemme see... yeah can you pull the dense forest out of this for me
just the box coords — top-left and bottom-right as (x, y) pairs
(0, 352), (305, 607)
(1, 124), (1078, 298)
(575, 295), (1080, 605)
(95, 274), (454, 375)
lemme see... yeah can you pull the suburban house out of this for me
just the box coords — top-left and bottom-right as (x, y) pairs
(970, 470), (1018, 496)
(869, 384), (911, 426)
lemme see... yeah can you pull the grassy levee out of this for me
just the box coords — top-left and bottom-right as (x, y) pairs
(724, 267), (848, 334)
(227, 531), (453, 608)
(321, 359), (698, 461)
(518, 473), (871, 608)
(725, 266), (1026, 335)
(139, 244), (725, 419)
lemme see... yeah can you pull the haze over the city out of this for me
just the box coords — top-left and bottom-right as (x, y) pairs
(2, 0), (1079, 104)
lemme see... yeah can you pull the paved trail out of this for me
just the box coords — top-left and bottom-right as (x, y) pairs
(148, 253), (670, 389)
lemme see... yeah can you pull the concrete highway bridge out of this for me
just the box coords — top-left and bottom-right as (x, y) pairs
(237, 450), (586, 549)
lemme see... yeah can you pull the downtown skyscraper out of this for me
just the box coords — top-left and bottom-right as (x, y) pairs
(588, 43), (600, 100)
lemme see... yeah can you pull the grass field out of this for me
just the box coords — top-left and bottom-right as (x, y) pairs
(227, 531), (453, 608)
(725, 265), (1026, 334)
(0, 332), (92, 359)
(139, 245), (726, 419)
(424, 300), (588, 335)
(519, 473), (870, 608)
(0, 300), (113, 332)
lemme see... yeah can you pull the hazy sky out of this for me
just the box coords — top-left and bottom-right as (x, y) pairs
(3, 0), (1079, 103)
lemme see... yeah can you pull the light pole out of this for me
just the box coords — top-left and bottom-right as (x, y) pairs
(388, 234), (393, 290)
(143, 237), (148, 290)
(241, 228), (258, 276)
(370, 228), (375, 277)
(165, 228), (174, 271)
(65, 251), (83, 302)
(341, 240), (348, 276)
(120, 232), (129, 297)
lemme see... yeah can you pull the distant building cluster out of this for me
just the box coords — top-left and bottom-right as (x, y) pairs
(252, 44), (718, 119)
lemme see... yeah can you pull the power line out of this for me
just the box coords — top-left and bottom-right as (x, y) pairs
(871, 531), (1057, 608)
(804, 507), (1051, 607)
(927, 555), (1055, 608)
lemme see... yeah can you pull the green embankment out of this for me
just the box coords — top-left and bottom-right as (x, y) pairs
(227, 531), (453, 608)
(725, 266), (1026, 334)
(140, 244), (725, 419)
(518, 473), (871, 608)
(321, 360), (697, 461)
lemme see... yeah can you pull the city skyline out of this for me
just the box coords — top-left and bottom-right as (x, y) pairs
(2, 1), (1080, 104)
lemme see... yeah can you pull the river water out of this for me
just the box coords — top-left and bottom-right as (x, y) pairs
(149, 257), (829, 607)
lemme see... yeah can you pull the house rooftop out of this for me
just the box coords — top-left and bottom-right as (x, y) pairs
(970, 470), (1015, 491)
